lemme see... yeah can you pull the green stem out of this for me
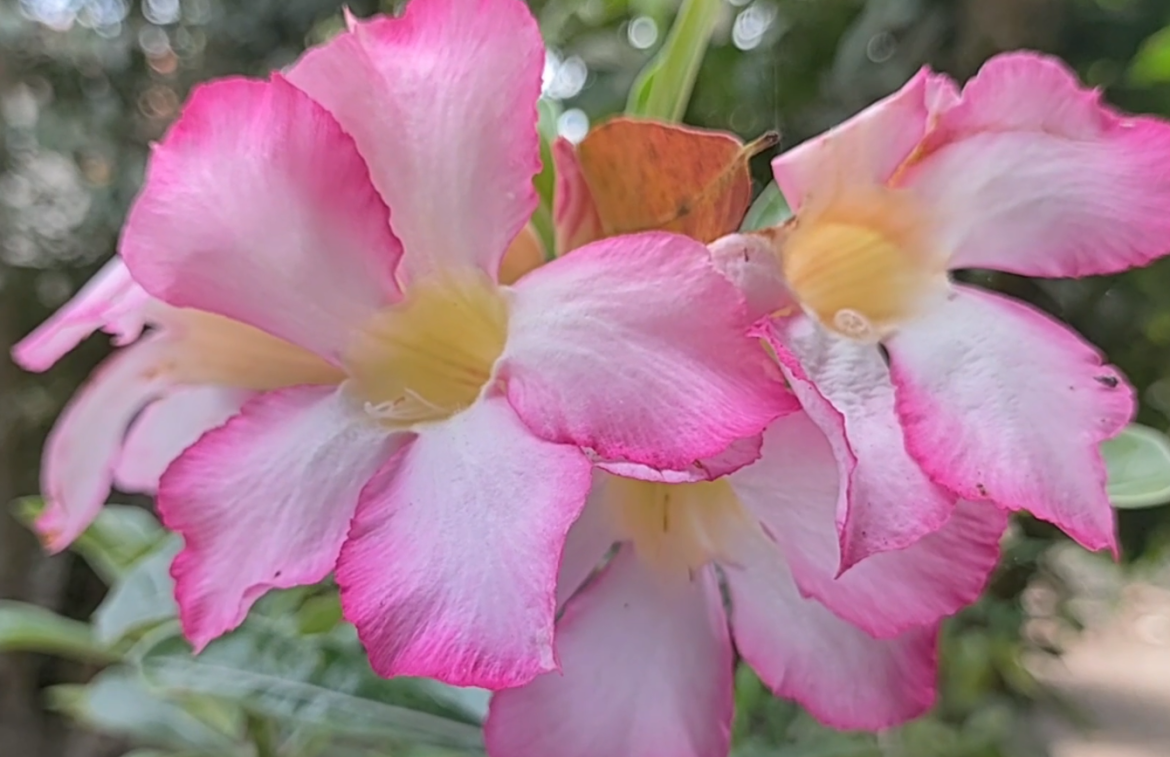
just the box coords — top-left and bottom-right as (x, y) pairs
(627, 0), (721, 122)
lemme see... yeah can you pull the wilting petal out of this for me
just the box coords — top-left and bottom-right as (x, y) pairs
(159, 386), (398, 650)
(724, 527), (937, 730)
(887, 286), (1131, 553)
(552, 137), (604, 256)
(486, 547), (733, 757)
(114, 385), (252, 492)
(121, 76), (402, 362)
(772, 69), (931, 211)
(762, 316), (955, 566)
(287, 0), (543, 282)
(733, 411), (1005, 637)
(905, 53), (1170, 277)
(13, 257), (150, 372)
(37, 336), (173, 552)
(337, 394), (592, 688)
(503, 232), (790, 469)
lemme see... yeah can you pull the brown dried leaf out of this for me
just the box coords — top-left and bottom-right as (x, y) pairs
(575, 117), (776, 244)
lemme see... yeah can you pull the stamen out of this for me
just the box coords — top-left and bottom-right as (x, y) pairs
(362, 388), (450, 424)
(832, 308), (874, 340)
(345, 271), (509, 427)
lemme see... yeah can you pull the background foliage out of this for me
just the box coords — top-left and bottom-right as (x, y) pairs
(4, 0), (1170, 755)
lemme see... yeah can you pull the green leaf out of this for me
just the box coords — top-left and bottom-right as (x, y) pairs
(137, 624), (484, 752)
(73, 505), (167, 582)
(740, 182), (792, 232)
(319, 623), (487, 724)
(295, 593), (343, 636)
(120, 750), (225, 757)
(1103, 423), (1170, 509)
(251, 585), (312, 619)
(626, 0), (721, 122)
(1128, 25), (1170, 86)
(48, 667), (241, 753)
(0, 600), (115, 662)
(94, 537), (181, 646)
(10, 499), (164, 582)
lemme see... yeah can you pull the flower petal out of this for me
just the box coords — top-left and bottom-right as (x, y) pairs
(595, 434), (765, 485)
(337, 394), (592, 688)
(159, 386), (398, 650)
(37, 336), (172, 552)
(887, 286), (1131, 553)
(13, 257), (149, 372)
(724, 527), (937, 730)
(502, 231), (791, 469)
(905, 52), (1170, 277)
(485, 547), (733, 757)
(732, 411), (1005, 637)
(114, 385), (251, 493)
(761, 316), (955, 566)
(708, 233), (792, 322)
(555, 483), (617, 609)
(772, 69), (931, 211)
(552, 137), (604, 256)
(287, 0), (543, 282)
(121, 76), (401, 362)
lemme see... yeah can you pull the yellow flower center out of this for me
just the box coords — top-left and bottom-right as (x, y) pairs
(780, 187), (947, 339)
(602, 476), (754, 577)
(344, 272), (509, 426)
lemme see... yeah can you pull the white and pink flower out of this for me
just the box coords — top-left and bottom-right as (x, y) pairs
(97, 0), (788, 689)
(485, 408), (1007, 756)
(16, 3), (1165, 744)
(758, 52), (1170, 563)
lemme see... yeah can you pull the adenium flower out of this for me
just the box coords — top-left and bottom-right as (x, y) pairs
(486, 407), (1008, 756)
(107, 0), (787, 688)
(12, 226), (542, 553)
(754, 52), (1170, 561)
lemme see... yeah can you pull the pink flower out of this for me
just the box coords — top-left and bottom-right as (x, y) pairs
(485, 407), (1008, 755)
(11, 257), (338, 550)
(112, 0), (788, 688)
(761, 52), (1169, 560)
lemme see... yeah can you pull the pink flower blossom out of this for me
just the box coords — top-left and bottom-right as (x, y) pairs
(760, 52), (1169, 560)
(13, 214), (541, 553)
(108, 0), (787, 688)
(485, 408), (1007, 755)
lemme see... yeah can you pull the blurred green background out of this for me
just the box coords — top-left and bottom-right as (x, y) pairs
(5, 0), (1170, 755)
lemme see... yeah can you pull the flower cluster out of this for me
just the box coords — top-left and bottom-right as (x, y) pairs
(13, 0), (1170, 754)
